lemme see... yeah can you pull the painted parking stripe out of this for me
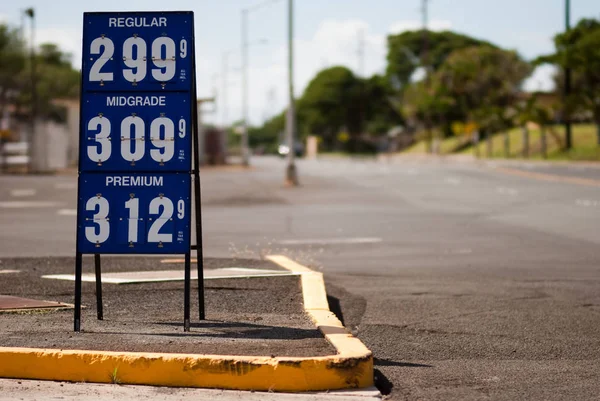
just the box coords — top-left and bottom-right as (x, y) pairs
(0, 201), (61, 209)
(9, 189), (36, 197)
(496, 186), (519, 196)
(0, 270), (20, 274)
(576, 199), (600, 207)
(42, 268), (297, 284)
(54, 183), (76, 190)
(57, 209), (77, 216)
(277, 237), (383, 245)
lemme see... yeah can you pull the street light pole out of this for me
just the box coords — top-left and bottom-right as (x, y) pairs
(25, 8), (36, 172)
(222, 52), (230, 129)
(241, 9), (250, 166)
(285, 0), (298, 186)
(564, 0), (572, 150)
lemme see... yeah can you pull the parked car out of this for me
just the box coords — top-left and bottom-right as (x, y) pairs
(278, 141), (304, 157)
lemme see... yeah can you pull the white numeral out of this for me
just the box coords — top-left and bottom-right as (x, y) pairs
(89, 37), (114, 82)
(87, 116), (111, 163)
(150, 117), (175, 163)
(178, 118), (186, 138)
(89, 36), (182, 84)
(123, 37), (147, 83)
(125, 197), (139, 242)
(85, 196), (110, 244)
(87, 116), (183, 164)
(152, 37), (176, 81)
(121, 116), (145, 162)
(180, 39), (187, 58)
(177, 199), (185, 219)
(148, 197), (174, 243)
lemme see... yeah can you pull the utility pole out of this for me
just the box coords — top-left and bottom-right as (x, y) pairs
(285, 0), (298, 186)
(357, 28), (365, 77)
(25, 8), (36, 172)
(421, 0), (433, 153)
(222, 52), (230, 129)
(357, 29), (366, 145)
(564, 0), (572, 150)
(241, 9), (250, 166)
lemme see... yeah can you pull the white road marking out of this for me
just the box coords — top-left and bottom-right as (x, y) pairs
(0, 201), (61, 209)
(54, 182), (76, 190)
(57, 209), (77, 216)
(9, 189), (36, 197)
(576, 199), (600, 207)
(0, 270), (20, 274)
(277, 237), (383, 245)
(496, 187), (519, 196)
(42, 268), (297, 284)
(445, 177), (462, 185)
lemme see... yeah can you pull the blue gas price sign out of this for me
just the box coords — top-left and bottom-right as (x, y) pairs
(77, 173), (190, 254)
(81, 92), (191, 172)
(82, 12), (193, 91)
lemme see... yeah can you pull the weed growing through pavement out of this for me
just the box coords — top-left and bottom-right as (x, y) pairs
(109, 367), (121, 385)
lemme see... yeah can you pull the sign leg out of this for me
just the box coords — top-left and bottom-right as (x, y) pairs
(184, 251), (191, 332)
(193, 172), (205, 321)
(94, 253), (103, 320)
(74, 252), (83, 332)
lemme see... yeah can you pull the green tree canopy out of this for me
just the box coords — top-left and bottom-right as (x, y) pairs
(0, 25), (26, 115)
(386, 30), (497, 89)
(433, 45), (532, 132)
(0, 23), (80, 123)
(298, 66), (362, 149)
(537, 18), (600, 140)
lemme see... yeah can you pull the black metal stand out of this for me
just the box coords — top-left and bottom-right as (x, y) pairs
(94, 253), (103, 320)
(184, 251), (191, 331)
(191, 33), (205, 321)
(74, 252), (82, 332)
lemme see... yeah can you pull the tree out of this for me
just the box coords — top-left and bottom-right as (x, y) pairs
(362, 74), (403, 136)
(298, 66), (362, 151)
(32, 43), (80, 121)
(0, 25), (25, 117)
(0, 23), (80, 124)
(386, 30), (497, 90)
(434, 45), (532, 136)
(537, 18), (600, 145)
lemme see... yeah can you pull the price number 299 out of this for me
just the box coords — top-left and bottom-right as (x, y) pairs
(89, 36), (188, 83)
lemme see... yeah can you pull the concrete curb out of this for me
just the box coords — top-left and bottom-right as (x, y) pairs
(0, 256), (373, 392)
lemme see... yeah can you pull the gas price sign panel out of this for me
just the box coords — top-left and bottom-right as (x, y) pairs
(81, 92), (191, 171)
(77, 12), (194, 255)
(82, 12), (193, 92)
(77, 173), (190, 254)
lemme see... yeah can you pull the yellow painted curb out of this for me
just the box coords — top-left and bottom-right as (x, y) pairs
(495, 166), (600, 187)
(265, 255), (373, 380)
(0, 256), (373, 391)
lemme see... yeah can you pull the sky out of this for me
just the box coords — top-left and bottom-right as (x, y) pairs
(0, 0), (598, 127)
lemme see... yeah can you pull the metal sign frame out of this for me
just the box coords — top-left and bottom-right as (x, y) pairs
(75, 11), (204, 333)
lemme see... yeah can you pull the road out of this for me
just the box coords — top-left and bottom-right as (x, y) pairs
(1, 156), (600, 400)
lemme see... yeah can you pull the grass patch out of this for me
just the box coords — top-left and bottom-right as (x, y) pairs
(404, 134), (471, 155)
(405, 124), (600, 161)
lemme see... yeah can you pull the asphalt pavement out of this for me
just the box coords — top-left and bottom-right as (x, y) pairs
(1, 156), (600, 400)
(0, 257), (333, 357)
